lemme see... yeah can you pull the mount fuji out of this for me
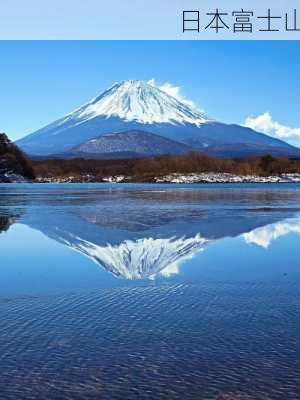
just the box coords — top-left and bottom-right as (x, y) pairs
(17, 80), (300, 158)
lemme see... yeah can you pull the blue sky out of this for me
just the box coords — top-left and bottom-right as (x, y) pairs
(1, 41), (299, 145)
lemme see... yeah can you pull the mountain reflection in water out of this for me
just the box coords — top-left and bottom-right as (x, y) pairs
(0, 211), (19, 234)
(1, 184), (300, 400)
(1, 184), (300, 280)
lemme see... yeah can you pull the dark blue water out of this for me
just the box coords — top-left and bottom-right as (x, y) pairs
(0, 183), (300, 399)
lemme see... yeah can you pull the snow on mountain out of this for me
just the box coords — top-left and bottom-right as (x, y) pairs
(16, 79), (300, 157)
(16, 80), (213, 155)
(66, 80), (210, 126)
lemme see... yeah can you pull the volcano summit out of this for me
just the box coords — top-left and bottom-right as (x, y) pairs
(17, 80), (300, 158)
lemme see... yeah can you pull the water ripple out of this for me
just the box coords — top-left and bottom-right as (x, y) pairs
(0, 283), (299, 399)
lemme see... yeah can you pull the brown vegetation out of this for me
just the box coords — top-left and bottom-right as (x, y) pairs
(0, 133), (35, 179)
(32, 152), (300, 182)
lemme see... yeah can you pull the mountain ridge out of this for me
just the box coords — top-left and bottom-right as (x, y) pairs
(16, 80), (300, 158)
(69, 129), (193, 159)
(63, 80), (210, 126)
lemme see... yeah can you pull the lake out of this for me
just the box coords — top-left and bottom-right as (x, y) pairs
(0, 183), (299, 399)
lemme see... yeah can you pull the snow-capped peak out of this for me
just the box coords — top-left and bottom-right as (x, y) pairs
(70, 80), (210, 126)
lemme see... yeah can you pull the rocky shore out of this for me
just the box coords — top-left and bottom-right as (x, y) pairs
(35, 172), (300, 184)
(155, 172), (300, 184)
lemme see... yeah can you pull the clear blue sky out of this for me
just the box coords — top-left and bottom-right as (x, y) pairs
(0, 41), (299, 141)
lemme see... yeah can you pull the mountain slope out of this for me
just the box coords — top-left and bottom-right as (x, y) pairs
(16, 80), (300, 158)
(68, 79), (209, 125)
(70, 130), (193, 158)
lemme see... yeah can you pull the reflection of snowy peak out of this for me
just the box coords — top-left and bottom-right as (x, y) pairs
(22, 186), (300, 281)
(62, 234), (208, 280)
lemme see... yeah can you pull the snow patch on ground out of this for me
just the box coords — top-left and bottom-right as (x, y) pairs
(155, 172), (300, 184)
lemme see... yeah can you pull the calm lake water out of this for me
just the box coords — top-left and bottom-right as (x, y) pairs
(0, 183), (300, 400)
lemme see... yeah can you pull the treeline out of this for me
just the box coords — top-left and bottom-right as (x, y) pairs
(0, 133), (35, 179)
(32, 152), (300, 181)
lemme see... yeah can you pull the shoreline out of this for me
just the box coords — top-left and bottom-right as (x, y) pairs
(2, 172), (300, 185)
(32, 172), (300, 184)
